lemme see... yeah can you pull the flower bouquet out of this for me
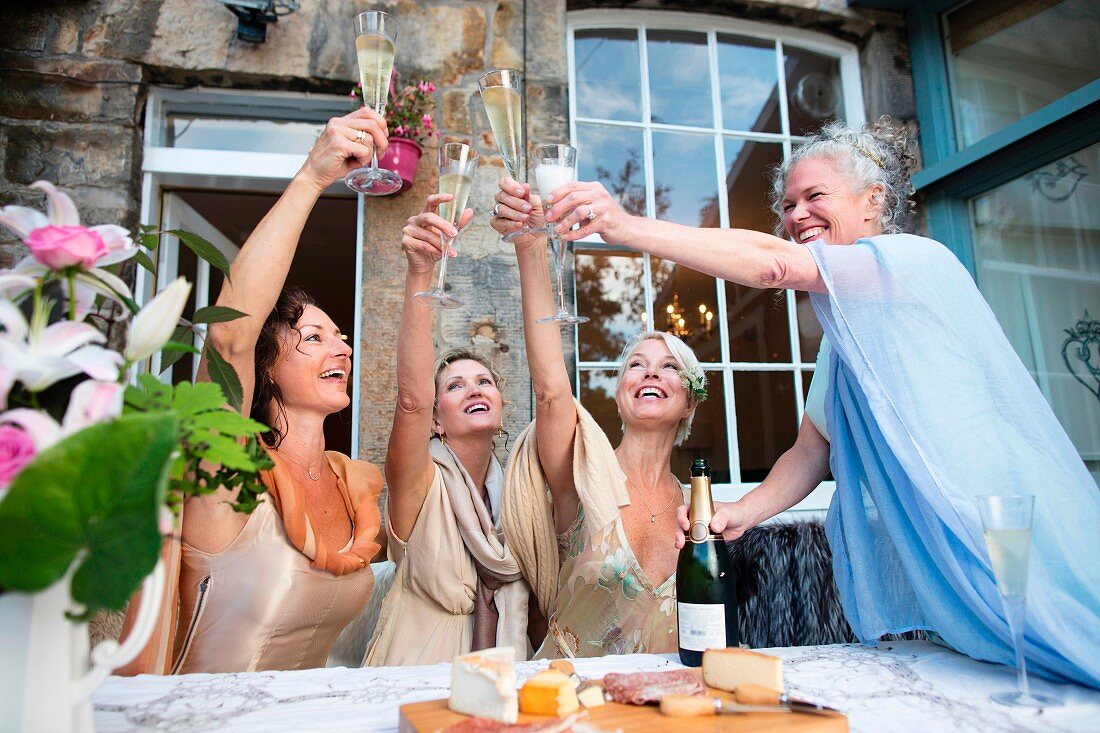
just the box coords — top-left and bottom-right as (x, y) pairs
(351, 76), (437, 190)
(0, 182), (271, 731)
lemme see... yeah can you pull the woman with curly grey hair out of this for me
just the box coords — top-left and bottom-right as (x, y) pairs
(511, 117), (1100, 688)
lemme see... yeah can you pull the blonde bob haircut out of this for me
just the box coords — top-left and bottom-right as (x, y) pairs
(614, 330), (703, 446)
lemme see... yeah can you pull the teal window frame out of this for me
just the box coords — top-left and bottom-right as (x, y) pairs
(850, 0), (1100, 277)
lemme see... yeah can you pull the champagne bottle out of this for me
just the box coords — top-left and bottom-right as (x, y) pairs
(676, 458), (738, 666)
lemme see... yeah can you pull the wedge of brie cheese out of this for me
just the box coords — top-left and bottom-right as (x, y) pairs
(448, 646), (518, 723)
(702, 648), (784, 693)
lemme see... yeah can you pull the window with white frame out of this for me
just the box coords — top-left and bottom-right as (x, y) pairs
(566, 11), (864, 504)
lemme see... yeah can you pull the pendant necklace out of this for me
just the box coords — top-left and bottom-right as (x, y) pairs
(279, 450), (323, 481)
(628, 477), (680, 523)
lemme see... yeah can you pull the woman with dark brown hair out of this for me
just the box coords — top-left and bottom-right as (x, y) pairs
(132, 108), (390, 674)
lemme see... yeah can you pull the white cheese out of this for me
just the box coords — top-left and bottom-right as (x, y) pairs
(702, 648), (784, 693)
(448, 646), (519, 723)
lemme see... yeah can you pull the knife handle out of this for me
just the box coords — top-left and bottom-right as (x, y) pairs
(660, 695), (717, 717)
(734, 684), (784, 705)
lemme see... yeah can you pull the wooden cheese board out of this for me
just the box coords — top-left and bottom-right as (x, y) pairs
(398, 688), (847, 733)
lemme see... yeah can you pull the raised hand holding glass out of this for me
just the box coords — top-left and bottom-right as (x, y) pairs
(345, 11), (404, 196)
(414, 143), (478, 309)
(533, 144), (588, 325)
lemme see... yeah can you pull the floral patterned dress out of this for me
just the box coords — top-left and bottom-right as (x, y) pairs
(536, 506), (677, 658)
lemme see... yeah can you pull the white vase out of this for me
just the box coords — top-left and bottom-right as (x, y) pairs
(0, 560), (165, 733)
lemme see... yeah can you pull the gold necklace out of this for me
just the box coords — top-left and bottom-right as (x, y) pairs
(627, 477), (681, 523)
(278, 449), (324, 481)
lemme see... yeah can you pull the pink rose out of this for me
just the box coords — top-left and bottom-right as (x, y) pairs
(24, 225), (109, 269)
(0, 424), (36, 492)
(422, 114), (433, 128)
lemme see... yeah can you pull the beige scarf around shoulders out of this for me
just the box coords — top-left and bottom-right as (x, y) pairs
(501, 399), (630, 619)
(430, 438), (528, 653)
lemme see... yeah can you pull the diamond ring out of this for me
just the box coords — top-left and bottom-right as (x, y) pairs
(585, 204), (597, 221)
(491, 203), (502, 218)
(354, 129), (367, 144)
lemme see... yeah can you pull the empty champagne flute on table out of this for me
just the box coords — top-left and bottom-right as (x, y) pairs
(414, 142), (478, 309)
(345, 10), (403, 196)
(977, 494), (1061, 707)
(532, 144), (588, 325)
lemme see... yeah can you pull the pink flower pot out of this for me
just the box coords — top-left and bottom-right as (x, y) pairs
(378, 138), (423, 193)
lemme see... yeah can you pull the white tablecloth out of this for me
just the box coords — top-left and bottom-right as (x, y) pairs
(93, 642), (1099, 732)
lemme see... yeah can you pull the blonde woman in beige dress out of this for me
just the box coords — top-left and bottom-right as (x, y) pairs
(364, 194), (536, 666)
(123, 109), (388, 674)
(490, 179), (705, 658)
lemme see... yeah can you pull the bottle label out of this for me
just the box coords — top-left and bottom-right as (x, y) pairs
(677, 602), (727, 651)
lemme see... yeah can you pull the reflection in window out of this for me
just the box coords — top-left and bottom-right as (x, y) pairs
(653, 131), (719, 227)
(718, 34), (781, 133)
(971, 141), (1100, 482)
(575, 29), (642, 122)
(734, 371), (798, 482)
(166, 116), (325, 154)
(576, 250), (647, 363)
(651, 258), (720, 363)
(724, 139), (783, 231)
(569, 17), (856, 486)
(647, 30), (713, 127)
(577, 123), (647, 217)
(945, 0), (1100, 149)
(784, 48), (844, 137)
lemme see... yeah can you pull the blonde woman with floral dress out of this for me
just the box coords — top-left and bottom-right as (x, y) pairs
(491, 181), (705, 657)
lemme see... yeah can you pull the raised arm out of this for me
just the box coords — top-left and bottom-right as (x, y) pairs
(543, 181), (825, 294)
(676, 415), (830, 546)
(385, 195), (473, 541)
(205, 108), (388, 420)
(492, 178), (580, 533)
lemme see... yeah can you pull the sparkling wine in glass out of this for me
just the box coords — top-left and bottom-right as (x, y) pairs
(533, 144), (587, 325)
(977, 494), (1061, 708)
(478, 69), (524, 181)
(414, 143), (478, 309)
(345, 11), (403, 196)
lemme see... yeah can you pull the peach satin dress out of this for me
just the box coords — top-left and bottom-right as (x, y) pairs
(171, 450), (382, 673)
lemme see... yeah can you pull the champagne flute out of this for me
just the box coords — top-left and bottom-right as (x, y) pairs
(533, 144), (588, 325)
(976, 494), (1061, 708)
(345, 11), (404, 196)
(414, 142), (478, 309)
(478, 69), (524, 181)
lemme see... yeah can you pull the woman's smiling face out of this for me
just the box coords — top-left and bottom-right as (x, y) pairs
(615, 338), (693, 435)
(781, 156), (883, 246)
(433, 358), (504, 440)
(267, 304), (352, 416)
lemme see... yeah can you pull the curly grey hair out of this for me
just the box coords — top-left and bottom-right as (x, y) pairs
(770, 116), (917, 238)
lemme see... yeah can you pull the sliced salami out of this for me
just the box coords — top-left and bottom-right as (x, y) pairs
(601, 669), (705, 705)
(442, 711), (588, 733)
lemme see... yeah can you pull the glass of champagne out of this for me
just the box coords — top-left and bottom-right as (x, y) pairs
(414, 142), (478, 309)
(478, 69), (524, 181)
(345, 11), (403, 196)
(533, 144), (588, 325)
(977, 494), (1061, 707)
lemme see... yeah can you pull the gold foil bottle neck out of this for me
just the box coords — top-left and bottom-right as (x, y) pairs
(687, 470), (714, 544)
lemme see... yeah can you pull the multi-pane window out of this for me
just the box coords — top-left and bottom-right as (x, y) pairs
(567, 12), (863, 500)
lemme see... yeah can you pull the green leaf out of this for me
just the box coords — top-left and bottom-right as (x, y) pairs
(203, 342), (243, 412)
(132, 249), (157, 274)
(192, 305), (249, 324)
(194, 433), (254, 470)
(172, 380), (230, 416)
(0, 413), (178, 614)
(188, 410), (267, 436)
(168, 230), (232, 283)
(158, 326), (197, 374)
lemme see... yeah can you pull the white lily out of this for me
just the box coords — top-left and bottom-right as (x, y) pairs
(0, 298), (123, 392)
(125, 277), (191, 362)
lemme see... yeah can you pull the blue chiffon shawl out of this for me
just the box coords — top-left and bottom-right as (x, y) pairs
(807, 234), (1100, 689)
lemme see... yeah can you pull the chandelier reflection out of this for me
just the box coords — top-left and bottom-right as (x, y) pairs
(664, 293), (713, 340)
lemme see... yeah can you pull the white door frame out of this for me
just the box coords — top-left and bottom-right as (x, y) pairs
(139, 87), (365, 455)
